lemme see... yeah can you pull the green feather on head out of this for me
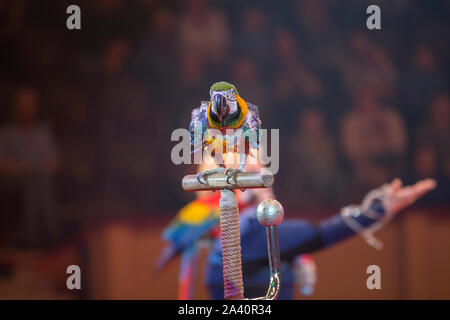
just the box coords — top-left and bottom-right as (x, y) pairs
(210, 81), (239, 95)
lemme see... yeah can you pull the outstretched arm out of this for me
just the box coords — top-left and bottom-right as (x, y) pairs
(315, 178), (436, 251)
(242, 178), (437, 265)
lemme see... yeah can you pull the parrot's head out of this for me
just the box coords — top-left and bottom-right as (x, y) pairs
(208, 81), (248, 129)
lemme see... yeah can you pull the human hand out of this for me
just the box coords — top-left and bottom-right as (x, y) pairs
(385, 178), (437, 215)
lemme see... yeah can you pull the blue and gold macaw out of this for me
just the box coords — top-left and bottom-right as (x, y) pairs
(189, 81), (262, 184)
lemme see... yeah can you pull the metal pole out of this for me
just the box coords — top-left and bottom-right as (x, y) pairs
(182, 171), (283, 300)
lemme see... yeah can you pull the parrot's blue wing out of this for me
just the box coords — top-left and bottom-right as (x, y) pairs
(163, 217), (218, 252)
(244, 102), (262, 150)
(156, 219), (218, 272)
(246, 103), (262, 131)
(189, 102), (209, 154)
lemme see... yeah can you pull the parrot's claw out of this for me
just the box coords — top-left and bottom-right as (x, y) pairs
(225, 168), (244, 185)
(196, 167), (226, 185)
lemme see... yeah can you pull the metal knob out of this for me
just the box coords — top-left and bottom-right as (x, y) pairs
(256, 199), (284, 227)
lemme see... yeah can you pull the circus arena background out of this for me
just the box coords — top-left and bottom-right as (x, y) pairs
(0, 0), (449, 299)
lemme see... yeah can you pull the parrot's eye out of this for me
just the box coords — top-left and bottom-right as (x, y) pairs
(227, 89), (236, 101)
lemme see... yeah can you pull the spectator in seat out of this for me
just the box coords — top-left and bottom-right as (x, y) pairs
(0, 86), (60, 248)
(340, 89), (407, 189)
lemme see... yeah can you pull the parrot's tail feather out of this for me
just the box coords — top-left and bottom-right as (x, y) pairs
(154, 245), (176, 273)
(178, 244), (199, 300)
(190, 141), (206, 155)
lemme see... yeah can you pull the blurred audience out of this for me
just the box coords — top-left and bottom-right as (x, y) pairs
(274, 29), (323, 103)
(413, 93), (450, 195)
(340, 89), (407, 188)
(289, 108), (343, 206)
(179, 0), (230, 71)
(0, 0), (448, 248)
(234, 7), (273, 70)
(341, 32), (398, 100)
(416, 94), (450, 160)
(402, 45), (447, 125)
(0, 86), (60, 247)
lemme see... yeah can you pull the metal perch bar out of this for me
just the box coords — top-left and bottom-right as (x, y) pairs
(182, 170), (274, 192)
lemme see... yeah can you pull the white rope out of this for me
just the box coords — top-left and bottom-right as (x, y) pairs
(219, 189), (244, 300)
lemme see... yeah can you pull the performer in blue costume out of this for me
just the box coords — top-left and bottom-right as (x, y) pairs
(158, 157), (436, 299)
(207, 175), (435, 299)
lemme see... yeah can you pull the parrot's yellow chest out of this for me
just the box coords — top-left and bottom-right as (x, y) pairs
(203, 128), (244, 154)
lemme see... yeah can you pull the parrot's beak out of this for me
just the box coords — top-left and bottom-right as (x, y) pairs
(213, 93), (229, 121)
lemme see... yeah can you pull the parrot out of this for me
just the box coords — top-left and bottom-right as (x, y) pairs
(189, 81), (262, 185)
(155, 192), (220, 299)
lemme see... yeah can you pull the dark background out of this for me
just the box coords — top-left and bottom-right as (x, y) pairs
(0, 0), (448, 299)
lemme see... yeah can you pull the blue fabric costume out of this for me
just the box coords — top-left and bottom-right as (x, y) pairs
(206, 199), (385, 300)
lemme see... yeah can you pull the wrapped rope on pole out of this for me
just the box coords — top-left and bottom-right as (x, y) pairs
(219, 189), (244, 300)
(181, 170), (279, 300)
